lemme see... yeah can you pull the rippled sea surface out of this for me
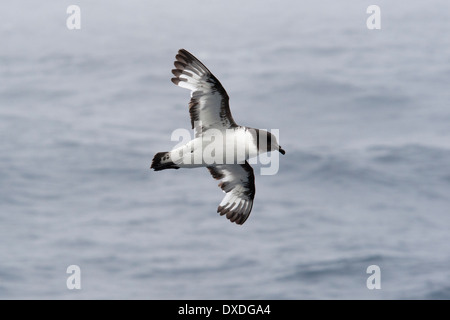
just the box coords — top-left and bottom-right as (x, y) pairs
(1, 0), (450, 299)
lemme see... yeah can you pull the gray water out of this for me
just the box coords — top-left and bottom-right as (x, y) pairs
(1, 0), (450, 299)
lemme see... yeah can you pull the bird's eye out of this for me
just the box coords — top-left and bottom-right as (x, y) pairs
(266, 135), (272, 146)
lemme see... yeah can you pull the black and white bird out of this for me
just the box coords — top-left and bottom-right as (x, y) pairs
(150, 49), (285, 225)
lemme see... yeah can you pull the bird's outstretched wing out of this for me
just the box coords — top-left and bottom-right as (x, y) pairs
(171, 49), (237, 135)
(207, 162), (255, 225)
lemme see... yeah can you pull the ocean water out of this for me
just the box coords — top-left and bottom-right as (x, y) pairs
(1, 0), (450, 299)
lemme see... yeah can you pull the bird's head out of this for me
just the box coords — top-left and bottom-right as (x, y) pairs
(261, 130), (285, 155)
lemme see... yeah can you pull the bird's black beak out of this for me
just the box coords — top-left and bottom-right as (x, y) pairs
(279, 146), (286, 155)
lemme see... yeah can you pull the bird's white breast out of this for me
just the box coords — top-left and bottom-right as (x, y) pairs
(170, 127), (258, 167)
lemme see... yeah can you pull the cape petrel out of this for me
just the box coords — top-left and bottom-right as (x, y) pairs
(151, 49), (285, 225)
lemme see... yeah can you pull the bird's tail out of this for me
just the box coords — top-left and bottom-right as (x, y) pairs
(150, 152), (180, 171)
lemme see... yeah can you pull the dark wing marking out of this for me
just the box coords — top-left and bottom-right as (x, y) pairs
(207, 162), (255, 225)
(171, 49), (238, 136)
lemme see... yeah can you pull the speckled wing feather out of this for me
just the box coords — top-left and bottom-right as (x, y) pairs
(171, 49), (237, 136)
(207, 162), (255, 225)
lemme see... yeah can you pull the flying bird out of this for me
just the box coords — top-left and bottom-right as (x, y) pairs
(150, 49), (285, 225)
